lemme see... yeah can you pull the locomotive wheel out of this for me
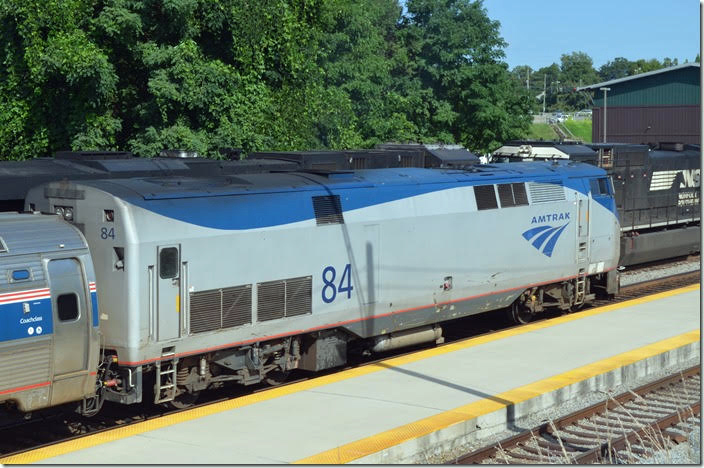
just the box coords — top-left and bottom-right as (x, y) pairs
(508, 301), (533, 324)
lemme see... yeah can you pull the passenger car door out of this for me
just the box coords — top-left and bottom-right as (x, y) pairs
(48, 258), (89, 375)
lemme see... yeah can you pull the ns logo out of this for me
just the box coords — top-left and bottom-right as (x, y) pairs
(650, 169), (700, 192)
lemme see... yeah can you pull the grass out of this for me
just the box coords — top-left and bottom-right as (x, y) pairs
(563, 119), (592, 142)
(525, 123), (559, 141)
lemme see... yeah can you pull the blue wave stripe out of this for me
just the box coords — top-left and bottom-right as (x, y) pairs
(542, 224), (569, 257)
(522, 225), (553, 241)
(531, 226), (559, 250)
(110, 164), (614, 230)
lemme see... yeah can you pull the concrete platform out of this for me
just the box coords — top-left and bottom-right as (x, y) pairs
(3, 285), (699, 465)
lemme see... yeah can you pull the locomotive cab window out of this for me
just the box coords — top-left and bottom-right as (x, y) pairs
(159, 247), (179, 279)
(57, 293), (79, 321)
(590, 178), (611, 196)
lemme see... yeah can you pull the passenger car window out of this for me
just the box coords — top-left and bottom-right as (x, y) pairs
(160, 247), (179, 279)
(11, 269), (30, 281)
(57, 293), (79, 321)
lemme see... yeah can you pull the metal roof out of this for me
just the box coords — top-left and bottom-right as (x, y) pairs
(577, 63), (700, 91)
(70, 163), (602, 201)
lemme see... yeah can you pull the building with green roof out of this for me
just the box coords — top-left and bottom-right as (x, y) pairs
(578, 63), (700, 145)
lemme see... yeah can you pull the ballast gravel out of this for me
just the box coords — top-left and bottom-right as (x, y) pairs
(619, 256), (700, 286)
(429, 357), (701, 464)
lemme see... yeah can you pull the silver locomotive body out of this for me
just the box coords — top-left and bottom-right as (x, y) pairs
(26, 162), (620, 406)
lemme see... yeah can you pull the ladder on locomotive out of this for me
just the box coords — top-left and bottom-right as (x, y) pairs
(574, 275), (587, 306)
(155, 348), (177, 403)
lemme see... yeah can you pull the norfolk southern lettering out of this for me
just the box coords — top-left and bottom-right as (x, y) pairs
(531, 212), (570, 224)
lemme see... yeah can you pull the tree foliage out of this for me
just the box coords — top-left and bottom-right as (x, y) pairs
(0, 0), (535, 158)
(513, 52), (690, 113)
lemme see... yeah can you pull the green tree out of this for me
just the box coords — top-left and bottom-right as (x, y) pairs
(631, 58), (662, 74)
(558, 51), (598, 110)
(399, 0), (531, 153)
(532, 63), (561, 111)
(598, 57), (633, 81)
(315, 0), (415, 148)
(0, 0), (120, 159)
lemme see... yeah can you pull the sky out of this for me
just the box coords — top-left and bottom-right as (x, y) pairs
(483, 0), (699, 71)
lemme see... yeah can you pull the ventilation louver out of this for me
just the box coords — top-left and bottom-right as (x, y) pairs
(528, 182), (566, 203)
(190, 284), (252, 334)
(257, 276), (312, 322)
(474, 185), (498, 210)
(312, 195), (344, 225)
(498, 183), (529, 207)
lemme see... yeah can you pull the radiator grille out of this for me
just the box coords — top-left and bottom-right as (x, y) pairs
(222, 286), (252, 328)
(312, 195), (344, 225)
(285, 276), (312, 317)
(257, 276), (312, 322)
(528, 182), (566, 203)
(497, 183), (529, 208)
(513, 183), (529, 205)
(257, 280), (286, 321)
(474, 185), (498, 210)
(190, 284), (251, 334)
(351, 158), (367, 169)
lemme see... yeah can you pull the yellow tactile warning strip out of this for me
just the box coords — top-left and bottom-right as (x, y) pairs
(0, 284), (698, 464)
(294, 328), (701, 464)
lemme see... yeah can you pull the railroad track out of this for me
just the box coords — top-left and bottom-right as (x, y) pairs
(614, 269), (698, 299)
(0, 268), (699, 460)
(454, 366), (701, 464)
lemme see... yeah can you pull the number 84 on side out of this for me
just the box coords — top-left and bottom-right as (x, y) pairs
(321, 264), (353, 303)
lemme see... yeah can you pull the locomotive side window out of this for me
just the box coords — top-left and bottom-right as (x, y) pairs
(159, 247), (179, 279)
(474, 185), (498, 210)
(57, 293), (79, 321)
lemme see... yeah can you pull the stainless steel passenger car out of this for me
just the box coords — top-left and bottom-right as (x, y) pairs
(0, 213), (99, 413)
(26, 161), (620, 407)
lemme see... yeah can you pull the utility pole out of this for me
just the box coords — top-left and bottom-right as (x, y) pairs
(542, 74), (546, 113)
(599, 87), (611, 142)
(526, 68), (530, 90)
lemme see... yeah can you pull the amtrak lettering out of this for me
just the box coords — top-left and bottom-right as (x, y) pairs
(530, 212), (570, 224)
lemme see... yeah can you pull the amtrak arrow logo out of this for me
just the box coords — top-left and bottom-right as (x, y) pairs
(522, 223), (569, 257)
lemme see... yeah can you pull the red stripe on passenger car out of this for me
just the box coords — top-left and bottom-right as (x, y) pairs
(0, 294), (51, 305)
(0, 381), (50, 395)
(115, 268), (616, 366)
(0, 288), (50, 300)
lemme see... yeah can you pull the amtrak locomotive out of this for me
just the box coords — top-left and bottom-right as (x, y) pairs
(2, 161), (619, 413)
(492, 141), (700, 265)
